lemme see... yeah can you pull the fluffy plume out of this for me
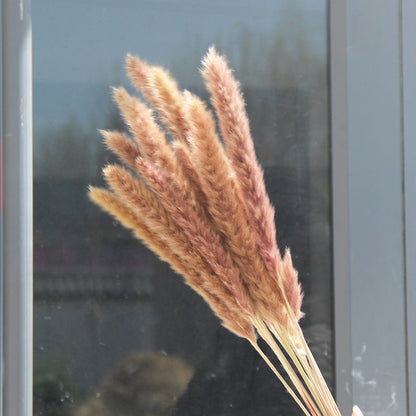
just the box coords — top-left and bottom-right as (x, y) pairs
(89, 47), (349, 416)
(126, 55), (191, 143)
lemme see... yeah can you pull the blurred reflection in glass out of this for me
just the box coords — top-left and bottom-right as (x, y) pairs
(75, 352), (194, 416)
(33, 1), (331, 415)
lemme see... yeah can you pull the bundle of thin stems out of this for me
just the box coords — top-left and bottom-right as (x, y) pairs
(89, 47), (344, 416)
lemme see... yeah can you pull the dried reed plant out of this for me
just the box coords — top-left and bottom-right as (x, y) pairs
(89, 47), (358, 416)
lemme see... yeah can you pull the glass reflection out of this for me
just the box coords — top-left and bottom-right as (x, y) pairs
(33, 1), (331, 415)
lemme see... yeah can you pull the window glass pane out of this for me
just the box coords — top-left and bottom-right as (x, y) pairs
(33, 1), (331, 415)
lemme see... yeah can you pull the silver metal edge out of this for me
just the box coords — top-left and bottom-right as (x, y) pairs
(402, 0), (416, 414)
(1, 0), (33, 415)
(329, 0), (353, 414)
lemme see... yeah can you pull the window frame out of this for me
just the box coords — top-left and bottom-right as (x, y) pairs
(329, 0), (352, 414)
(331, 0), (415, 415)
(1, 1), (33, 416)
(2, 0), (416, 415)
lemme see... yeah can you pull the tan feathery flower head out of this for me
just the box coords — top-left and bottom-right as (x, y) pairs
(100, 130), (142, 168)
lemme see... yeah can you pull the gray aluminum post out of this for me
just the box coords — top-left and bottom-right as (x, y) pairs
(332, 0), (408, 415)
(403, 0), (416, 414)
(330, 0), (353, 414)
(2, 0), (33, 415)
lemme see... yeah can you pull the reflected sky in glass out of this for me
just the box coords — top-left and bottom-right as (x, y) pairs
(34, 0), (325, 82)
(33, 0), (327, 136)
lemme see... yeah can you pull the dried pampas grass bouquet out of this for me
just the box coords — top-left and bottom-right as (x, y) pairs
(89, 47), (359, 416)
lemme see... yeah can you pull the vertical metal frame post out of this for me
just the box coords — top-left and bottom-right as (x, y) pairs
(329, 0), (353, 414)
(403, 0), (416, 414)
(1, 0), (33, 415)
(331, 0), (409, 415)
(347, 0), (407, 413)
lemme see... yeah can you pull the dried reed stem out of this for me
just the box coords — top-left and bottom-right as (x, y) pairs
(89, 47), (349, 416)
(249, 340), (313, 416)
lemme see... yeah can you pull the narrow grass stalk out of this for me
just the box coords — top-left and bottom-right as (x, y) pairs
(266, 322), (328, 416)
(294, 323), (341, 416)
(249, 340), (313, 416)
(253, 317), (322, 416)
